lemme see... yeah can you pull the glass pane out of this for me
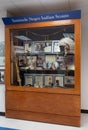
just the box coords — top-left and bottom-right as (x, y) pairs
(10, 24), (75, 88)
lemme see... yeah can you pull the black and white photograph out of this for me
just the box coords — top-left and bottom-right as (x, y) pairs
(44, 42), (52, 53)
(24, 43), (31, 53)
(53, 42), (60, 53)
(54, 75), (64, 87)
(26, 56), (36, 70)
(34, 75), (43, 88)
(60, 62), (66, 70)
(65, 76), (74, 85)
(36, 55), (45, 68)
(44, 75), (53, 87)
(65, 55), (74, 70)
(34, 42), (44, 52)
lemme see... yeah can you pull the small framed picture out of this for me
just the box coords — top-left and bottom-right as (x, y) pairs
(65, 55), (74, 70)
(44, 42), (52, 53)
(24, 43), (31, 53)
(24, 74), (33, 86)
(65, 76), (74, 85)
(34, 75), (43, 88)
(18, 55), (25, 66)
(26, 56), (36, 70)
(44, 75), (53, 87)
(34, 42), (44, 52)
(60, 62), (66, 70)
(0, 70), (5, 84)
(65, 76), (74, 88)
(53, 42), (60, 53)
(45, 55), (56, 63)
(36, 55), (45, 68)
(54, 75), (64, 88)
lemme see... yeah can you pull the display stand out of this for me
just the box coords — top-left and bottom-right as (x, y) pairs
(2, 10), (81, 126)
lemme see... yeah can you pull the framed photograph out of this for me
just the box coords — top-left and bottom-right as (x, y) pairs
(0, 41), (5, 67)
(0, 70), (5, 84)
(24, 74), (33, 86)
(65, 76), (74, 85)
(36, 55), (45, 68)
(14, 45), (24, 54)
(65, 55), (74, 70)
(54, 75), (64, 87)
(43, 55), (59, 70)
(26, 56), (36, 70)
(34, 42), (44, 52)
(24, 43), (31, 53)
(45, 55), (56, 63)
(44, 42), (52, 53)
(60, 62), (66, 70)
(53, 42), (60, 53)
(56, 55), (64, 62)
(34, 75), (43, 88)
(18, 55), (26, 66)
(44, 75), (53, 87)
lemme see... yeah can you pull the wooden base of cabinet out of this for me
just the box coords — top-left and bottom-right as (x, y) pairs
(6, 90), (80, 127)
(6, 110), (80, 127)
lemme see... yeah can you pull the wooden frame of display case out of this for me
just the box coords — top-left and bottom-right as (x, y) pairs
(5, 18), (81, 126)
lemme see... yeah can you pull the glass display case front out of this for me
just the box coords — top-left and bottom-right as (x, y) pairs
(10, 24), (75, 89)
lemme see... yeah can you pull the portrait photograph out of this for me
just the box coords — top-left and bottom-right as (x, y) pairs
(54, 75), (64, 88)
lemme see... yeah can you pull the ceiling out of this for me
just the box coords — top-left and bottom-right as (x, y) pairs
(0, 0), (87, 16)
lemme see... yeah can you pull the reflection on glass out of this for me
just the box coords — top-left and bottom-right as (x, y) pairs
(10, 25), (75, 88)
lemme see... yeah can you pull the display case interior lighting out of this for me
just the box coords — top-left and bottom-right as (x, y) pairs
(15, 35), (31, 41)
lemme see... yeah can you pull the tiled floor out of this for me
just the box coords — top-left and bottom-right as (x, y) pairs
(0, 114), (88, 130)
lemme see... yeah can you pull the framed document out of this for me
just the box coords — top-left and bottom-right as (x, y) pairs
(34, 75), (43, 88)
(45, 55), (56, 63)
(24, 74), (33, 86)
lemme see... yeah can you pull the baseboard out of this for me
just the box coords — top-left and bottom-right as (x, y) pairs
(0, 112), (5, 116)
(0, 110), (88, 117)
(81, 109), (88, 113)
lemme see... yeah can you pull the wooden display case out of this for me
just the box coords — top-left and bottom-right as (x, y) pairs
(3, 11), (81, 126)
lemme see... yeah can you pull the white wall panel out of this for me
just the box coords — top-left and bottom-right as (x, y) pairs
(0, 10), (6, 112)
